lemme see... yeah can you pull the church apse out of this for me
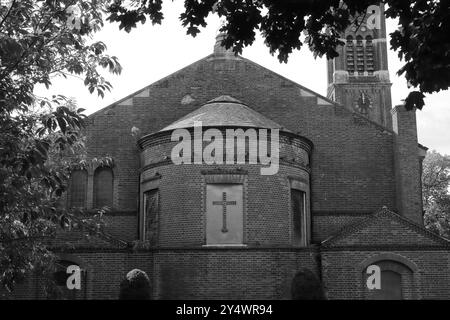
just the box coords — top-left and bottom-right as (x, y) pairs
(135, 96), (316, 298)
(137, 96), (313, 248)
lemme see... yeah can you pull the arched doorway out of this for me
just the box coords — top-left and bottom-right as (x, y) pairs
(362, 259), (415, 300)
(374, 270), (402, 300)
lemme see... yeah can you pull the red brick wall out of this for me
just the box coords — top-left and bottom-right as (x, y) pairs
(7, 247), (450, 300)
(82, 55), (399, 248)
(103, 214), (138, 242)
(312, 213), (369, 243)
(26, 249), (320, 300)
(322, 250), (450, 300)
(392, 105), (423, 224)
(141, 164), (309, 247)
(85, 55), (397, 218)
(2, 249), (320, 300)
(152, 248), (319, 299)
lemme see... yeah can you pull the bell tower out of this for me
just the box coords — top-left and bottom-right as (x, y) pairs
(327, 4), (392, 129)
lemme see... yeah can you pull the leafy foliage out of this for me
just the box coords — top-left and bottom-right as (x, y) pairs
(0, 0), (121, 292)
(106, 0), (450, 111)
(291, 269), (326, 300)
(119, 269), (151, 300)
(422, 150), (450, 238)
(0, 0), (122, 103)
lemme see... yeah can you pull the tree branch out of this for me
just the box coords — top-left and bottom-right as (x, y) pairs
(0, 0), (16, 31)
(0, 0), (77, 81)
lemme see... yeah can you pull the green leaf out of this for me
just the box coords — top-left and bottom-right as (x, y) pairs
(404, 91), (425, 110)
(56, 117), (67, 134)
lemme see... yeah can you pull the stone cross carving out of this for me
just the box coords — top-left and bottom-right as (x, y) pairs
(212, 192), (236, 233)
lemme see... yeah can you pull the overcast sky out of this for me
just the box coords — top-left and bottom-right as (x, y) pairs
(35, 1), (450, 155)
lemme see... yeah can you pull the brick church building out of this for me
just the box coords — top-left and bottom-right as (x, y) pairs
(8, 5), (450, 299)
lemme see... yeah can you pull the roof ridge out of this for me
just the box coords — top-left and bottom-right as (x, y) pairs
(384, 209), (450, 245)
(159, 95), (290, 133)
(206, 95), (244, 104)
(321, 207), (450, 247)
(321, 210), (377, 247)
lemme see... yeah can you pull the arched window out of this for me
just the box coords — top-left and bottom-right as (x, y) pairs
(291, 189), (306, 246)
(69, 170), (87, 208)
(93, 167), (113, 208)
(143, 188), (159, 245)
(365, 36), (374, 74)
(345, 36), (355, 74)
(289, 178), (310, 247)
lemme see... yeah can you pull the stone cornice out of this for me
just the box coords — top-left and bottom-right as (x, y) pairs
(138, 126), (313, 153)
(140, 158), (311, 173)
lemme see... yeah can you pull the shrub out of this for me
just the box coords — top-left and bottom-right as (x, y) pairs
(291, 269), (326, 300)
(119, 269), (151, 300)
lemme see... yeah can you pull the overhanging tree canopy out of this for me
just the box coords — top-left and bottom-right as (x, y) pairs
(107, 0), (450, 111)
(0, 0), (121, 292)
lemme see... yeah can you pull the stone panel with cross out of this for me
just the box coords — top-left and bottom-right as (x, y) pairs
(206, 184), (243, 245)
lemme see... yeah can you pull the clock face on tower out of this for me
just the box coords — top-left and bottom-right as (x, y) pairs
(355, 91), (373, 115)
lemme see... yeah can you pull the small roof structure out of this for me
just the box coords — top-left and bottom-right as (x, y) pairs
(160, 95), (289, 132)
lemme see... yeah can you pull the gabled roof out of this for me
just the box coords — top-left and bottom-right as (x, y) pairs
(88, 52), (338, 119)
(87, 49), (394, 136)
(160, 95), (290, 132)
(322, 207), (450, 248)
